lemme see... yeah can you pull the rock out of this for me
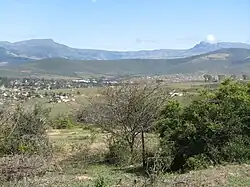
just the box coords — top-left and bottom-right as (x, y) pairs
(75, 175), (93, 181)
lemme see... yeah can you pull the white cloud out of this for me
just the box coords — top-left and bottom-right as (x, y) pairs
(91, 0), (97, 2)
(206, 34), (217, 44)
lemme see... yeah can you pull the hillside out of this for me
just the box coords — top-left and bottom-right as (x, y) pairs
(4, 48), (250, 77)
(0, 39), (250, 63)
(0, 47), (31, 64)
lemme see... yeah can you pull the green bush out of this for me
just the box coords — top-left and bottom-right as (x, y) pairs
(158, 80), (250, 172)
(104, 136), (132, 166)
(51, 115), (76, 129)
(93, 175), (110, 187)
(184, 154), (211, 171)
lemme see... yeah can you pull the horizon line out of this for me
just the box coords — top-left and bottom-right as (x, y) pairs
(1, 38), (250, 52)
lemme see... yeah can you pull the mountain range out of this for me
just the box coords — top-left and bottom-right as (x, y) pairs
(0, 48), (248, 78)
(0, 39), (250, 63)
(1, 39), (250, 77)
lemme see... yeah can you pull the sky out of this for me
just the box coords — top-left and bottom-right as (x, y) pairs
(0, 0), (250, 51)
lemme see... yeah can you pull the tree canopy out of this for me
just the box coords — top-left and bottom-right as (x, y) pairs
(158, 79), (250, 172)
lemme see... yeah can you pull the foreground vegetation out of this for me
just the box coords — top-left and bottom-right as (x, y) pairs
(1, 79), (250, 186)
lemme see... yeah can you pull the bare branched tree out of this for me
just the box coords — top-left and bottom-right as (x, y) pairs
(79, 83), (169, 168)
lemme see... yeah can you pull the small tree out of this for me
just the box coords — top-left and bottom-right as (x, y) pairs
(0, 77), (8, 87)
(203, 74), (213, 82)
(242, 74), (249, 80)
(79, 84), (168, 167)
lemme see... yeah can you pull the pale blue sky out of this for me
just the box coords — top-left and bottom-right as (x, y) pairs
(0, 0), (250, 51)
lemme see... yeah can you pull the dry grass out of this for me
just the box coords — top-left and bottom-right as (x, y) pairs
(46, 128), (250, 187)
(3, 163), (250, 186)
(158, 164), (250, 187)
(2, 127), (250, 187)
(1, 129), (250, 187)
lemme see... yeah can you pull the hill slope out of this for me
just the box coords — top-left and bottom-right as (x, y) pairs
(5, 48), (250, 77)
(0, 39), (250, 62)
(0, 47), (31, 64)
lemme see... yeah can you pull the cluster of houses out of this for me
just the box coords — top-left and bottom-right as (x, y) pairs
(48, 93), (76, 103)
(1, 77), (121, 91)
(0, 86), (77, 105)
(0, 76), (123, 105)
(0, 75), (189, 106)
(72, 78), (118, 85)
(125, 73), (205, 84)
(0, 85), (37, 103)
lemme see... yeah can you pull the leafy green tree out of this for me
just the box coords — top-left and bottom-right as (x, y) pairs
(158, 79), (250, 172)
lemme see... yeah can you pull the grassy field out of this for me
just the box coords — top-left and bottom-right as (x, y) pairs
(25, 87), (99, 117)
(4, 126), (250, 187)
(41, 128), (250, 187)
(29, 82), (209, 118)
(47, 128), (250, 187)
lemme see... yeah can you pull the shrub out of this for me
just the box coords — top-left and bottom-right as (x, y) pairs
(0, 155), (49, 182)
(184, 154), (212, 171)
(51, 115), (76, 129)
(93, 175), (110, 187)
(0, 105), (51, 156)
(104, 136), (132, 166)
(0, 105), (52, 183)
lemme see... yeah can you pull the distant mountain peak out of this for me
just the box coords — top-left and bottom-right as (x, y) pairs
(0, 41), (11, 48)
(1, 38), (250, 62)
(0, 41), (11, 45)
(189, 41), (219, 53)
(13, 39), (56, 46)
(15, 38), (55, 43)
(194, 41), (214, 47)
(189, 41), (250, 54)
